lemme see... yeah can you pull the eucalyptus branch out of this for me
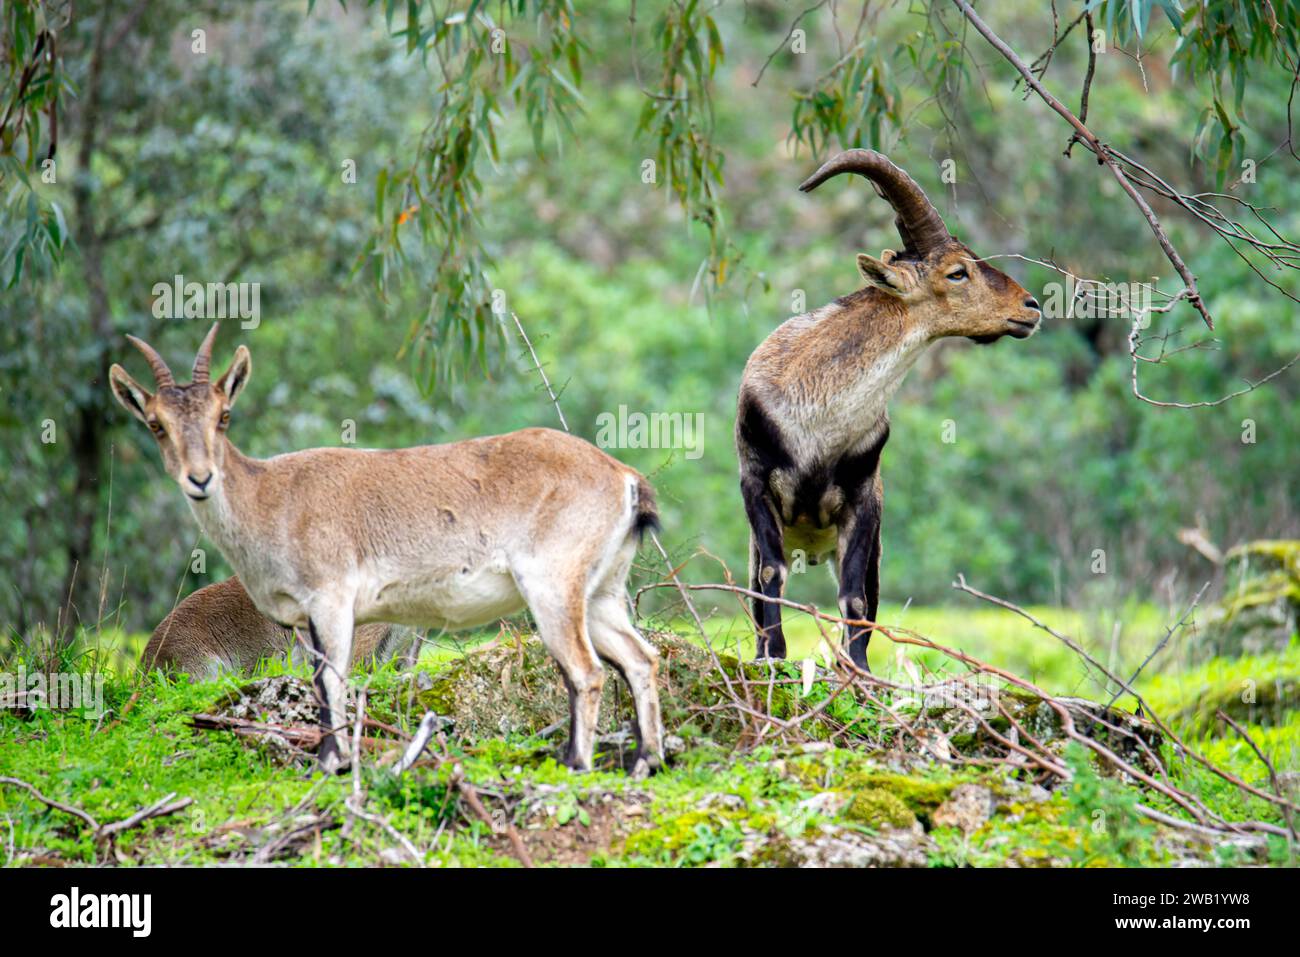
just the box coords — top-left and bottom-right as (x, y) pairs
(950, 0), (1215, 329)
(753, 0), (830, 87)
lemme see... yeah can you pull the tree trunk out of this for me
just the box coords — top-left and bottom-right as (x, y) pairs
(57, 8), (113, 639)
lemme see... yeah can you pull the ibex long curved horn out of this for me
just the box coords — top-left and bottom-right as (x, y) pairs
(191, 323), (220, 383)
(799, 149), (950, 257)
(125, 335), (176, 388)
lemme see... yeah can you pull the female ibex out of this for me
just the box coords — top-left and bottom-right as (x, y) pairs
(143, 576), (415, 679)
(110, 326), (663, 775)
(736, 149), (1041, 670)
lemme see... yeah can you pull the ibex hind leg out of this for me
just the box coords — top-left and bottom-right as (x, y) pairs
(515, 565), (605, 771)
(307, 610), (356, 774)
(588, 591), (663, 778)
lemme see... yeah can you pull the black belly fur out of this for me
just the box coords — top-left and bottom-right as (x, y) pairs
(737, 393), (889, 528)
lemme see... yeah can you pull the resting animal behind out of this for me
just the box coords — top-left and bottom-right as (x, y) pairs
(143, 575), (413, 679)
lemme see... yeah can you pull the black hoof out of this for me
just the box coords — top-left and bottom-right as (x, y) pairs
(558, 745), (590, 773)
(316, 733), (355, 775)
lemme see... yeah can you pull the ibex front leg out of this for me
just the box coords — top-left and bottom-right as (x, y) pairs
(307, 604), (356, 773)
(836, 477), (883, 672)
(742, 476), (787, 660)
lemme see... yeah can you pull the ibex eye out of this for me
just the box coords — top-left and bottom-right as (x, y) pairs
(219, 410), (231, 428)
(149, 421), (165, 436)
(947, 267), (968, 281)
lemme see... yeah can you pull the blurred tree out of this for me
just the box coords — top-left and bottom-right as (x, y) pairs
(1, 0), (1297, 641)
(1, 1), (419, 632)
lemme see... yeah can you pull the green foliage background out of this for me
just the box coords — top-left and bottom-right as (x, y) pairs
(1, 0), (1297, 639)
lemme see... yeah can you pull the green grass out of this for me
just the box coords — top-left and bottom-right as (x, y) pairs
(2, 607), (1297, 867)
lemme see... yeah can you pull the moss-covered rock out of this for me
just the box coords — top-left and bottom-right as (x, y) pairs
(415, 632), (870, 752)
(839, 768), (955, 815)
(1164, 674), (1299, 734)
(1200, 540), (1300, 657)
(842, 788), (918, 829)
(415, 631), (726, 744)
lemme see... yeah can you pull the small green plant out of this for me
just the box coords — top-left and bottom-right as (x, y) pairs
(679, 820), (745, 867)
(1059, 742), (1156, 866)
(554, 794), (590, 828)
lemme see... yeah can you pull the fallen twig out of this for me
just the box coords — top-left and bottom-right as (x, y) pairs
(0, 774), (192, 847)
(1216, 708), (1298, 845)
(451, 764), (535, 869)
(0, 776), (98, 830)
(392, 711), (443, 775)
(95, 793), (193, 843)
(188, 713), (391, 755)
(343, 690), (424, 866)
(949, 577), (1300, 817)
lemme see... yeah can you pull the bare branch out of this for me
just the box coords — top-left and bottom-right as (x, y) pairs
(1217, 709), (1298, 845)
(1102, 582), (1209, 713)
(1128, 312), (1300, 408)
(952, 0), (1215, 328)
(0, 775), (100, 831)
(753, 0), (831, 87)
(508, 312), (568, 433)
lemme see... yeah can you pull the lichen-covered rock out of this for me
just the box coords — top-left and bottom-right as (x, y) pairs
(931, 783), (995, 834)
(205, 674), (323, 764)
(219, 674), (319, 726)
(757, 822), (931, 867)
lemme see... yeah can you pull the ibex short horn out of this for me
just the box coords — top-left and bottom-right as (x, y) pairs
(124, 334), (175, 388)
(110, 327), (664, 776)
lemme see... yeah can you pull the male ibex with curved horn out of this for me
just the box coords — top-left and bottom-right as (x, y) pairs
(736, 149), (1041, 670)
(110, 325), (664, 775)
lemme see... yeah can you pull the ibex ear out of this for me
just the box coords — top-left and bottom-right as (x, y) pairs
(857, 253), (909, 296)
(216, 345), (252, 406)
(108, 364), (152, 424)
(880, 249), (898, 265)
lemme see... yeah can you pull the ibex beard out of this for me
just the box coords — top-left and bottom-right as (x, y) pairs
(110, 325), (665, 776)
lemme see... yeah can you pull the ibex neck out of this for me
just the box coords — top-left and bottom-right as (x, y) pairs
(186, 437), (263, 554)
